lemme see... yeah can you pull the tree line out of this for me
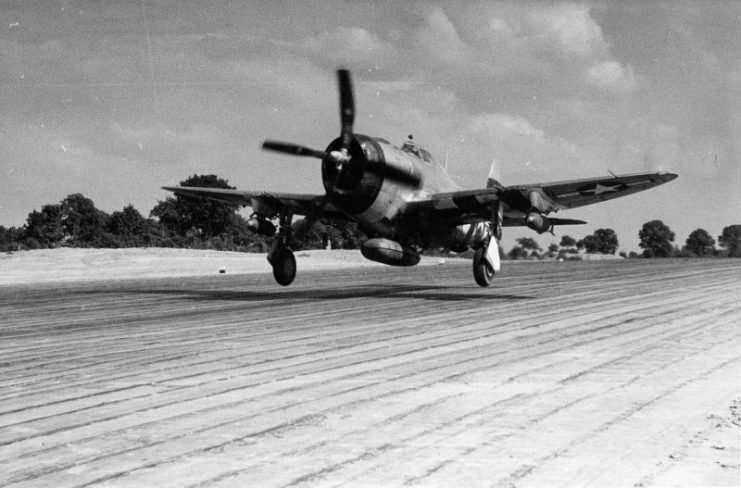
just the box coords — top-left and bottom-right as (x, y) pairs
(0, 175), (364, 253)
(1, 174), (740, 258)
(506, 221), (741, 260)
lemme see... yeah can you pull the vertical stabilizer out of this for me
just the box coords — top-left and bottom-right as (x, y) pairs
(486, 158), (504, 189)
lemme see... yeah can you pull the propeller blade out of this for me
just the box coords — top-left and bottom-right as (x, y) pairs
(338, 69), (354, 149)
(262, 140), (327, 159)
(361, 163), (423, 189)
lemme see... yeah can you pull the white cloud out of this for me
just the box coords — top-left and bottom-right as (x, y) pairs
(530, 4), (607, 58)
(489, 16), (515, 38)
(585, 60), (638, 92)
(469, 113), (545, 142)
(304, 26), (395, 68)
(415, 8), (469, 63)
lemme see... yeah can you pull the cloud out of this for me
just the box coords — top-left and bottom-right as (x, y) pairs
(460, 111), (597, 182)
(529, 4), (607, 58)
(585, 60), (638, 92)
(414, 8), (469, 64)
(304, 26), (396, 68)
(468, 113), (544, 142)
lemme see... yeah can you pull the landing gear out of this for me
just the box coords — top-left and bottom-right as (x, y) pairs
(269, 247), (296, 286)
(473, 236), (500, 287)
(472, 202), (503, 287)
(473, 246), (495, 287)
(267, 209), (297, 286)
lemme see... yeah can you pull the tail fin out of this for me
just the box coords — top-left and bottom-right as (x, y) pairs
(486, 158), (504, 189)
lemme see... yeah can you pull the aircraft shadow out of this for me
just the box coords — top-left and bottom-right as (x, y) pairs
(122, 284), (534, 303)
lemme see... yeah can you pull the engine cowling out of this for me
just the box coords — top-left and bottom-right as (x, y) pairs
(361, 238), (420, 267)
(526, 212), (552, 234)
(321, 135), (384, 216)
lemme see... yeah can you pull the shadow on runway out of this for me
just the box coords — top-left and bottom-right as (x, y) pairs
(112, 284), (534, 303)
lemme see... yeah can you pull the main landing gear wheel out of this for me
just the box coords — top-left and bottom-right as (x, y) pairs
(270, 247), (296, 286)
(473, 247), (495, 287)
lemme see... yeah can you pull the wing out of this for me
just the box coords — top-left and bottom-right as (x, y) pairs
(503, 171), (678, 212)
(162, 186), (346, 219)
(406, 171), (677, 226)
(406, 188), (586, 227)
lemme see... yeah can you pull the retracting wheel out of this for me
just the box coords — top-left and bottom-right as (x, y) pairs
(472, 247), (495, 287)
(270, 247), (296, 286)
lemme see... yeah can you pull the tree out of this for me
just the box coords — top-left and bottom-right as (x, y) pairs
(516, 237), (540, 252)
(639, 220), (675, 258)
(516, 236), (541, 258)
(580, 229), (618, 254)
(290, 218), (325, 250)
(150, 174), (240, 237)
(593, 228), (619, 254)
(290, 218), (367, 250)
(24, 203), (66, 247)
(546, 243), (559, 257)
(108, 205), (147, 240)
(60, 194), (109, 246)
(507, 246), (527, 260)
(560, 235), (576, 248)
(685, 228), (715, 257)
(581, 234), (599, 253)
(108, 205), (167, 247)
(0, 225), (23, 252)
(718, 224), (741, 257)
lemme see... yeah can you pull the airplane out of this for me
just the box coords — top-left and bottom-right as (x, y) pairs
(164, 69), (677, 287)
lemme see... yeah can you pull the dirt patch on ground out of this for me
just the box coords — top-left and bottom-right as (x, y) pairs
(0, 248), (463, 285)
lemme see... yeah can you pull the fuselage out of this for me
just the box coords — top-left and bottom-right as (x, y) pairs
(322, 134), (487, 253)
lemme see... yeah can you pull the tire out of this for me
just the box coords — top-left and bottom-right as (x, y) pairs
(272, 248), (297, 286)
(473, 247), (494, 287)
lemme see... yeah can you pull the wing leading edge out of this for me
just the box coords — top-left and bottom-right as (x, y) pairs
(161, 186), (345, 219)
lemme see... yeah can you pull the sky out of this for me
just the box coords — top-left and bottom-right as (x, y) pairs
(1, 0), (740, 253)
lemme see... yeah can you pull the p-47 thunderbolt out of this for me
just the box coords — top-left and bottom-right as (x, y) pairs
(164, 69), (677, 287)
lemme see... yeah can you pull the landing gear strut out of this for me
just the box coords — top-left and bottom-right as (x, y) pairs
(267, 210), (296, 286)
(472, 202), (503, 287)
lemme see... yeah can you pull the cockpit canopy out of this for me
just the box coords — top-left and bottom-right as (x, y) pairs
(401, 138), (439, 166)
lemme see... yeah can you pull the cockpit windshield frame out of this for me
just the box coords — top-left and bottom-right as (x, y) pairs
(401, 141), (439, 166)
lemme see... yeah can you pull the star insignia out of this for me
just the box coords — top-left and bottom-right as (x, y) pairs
(579, 183), (625, 195)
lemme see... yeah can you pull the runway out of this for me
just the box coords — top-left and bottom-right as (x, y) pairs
(1, 259), (740, 487)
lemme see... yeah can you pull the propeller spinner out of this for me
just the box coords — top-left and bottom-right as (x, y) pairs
(261, 69), (422, 190)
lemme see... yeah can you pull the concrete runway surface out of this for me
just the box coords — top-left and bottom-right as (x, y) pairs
(1, 259), (740, 487)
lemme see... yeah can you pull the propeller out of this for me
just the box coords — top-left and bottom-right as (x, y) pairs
(262, 140), (326, 159)
(261, 69), (422, 190)
(338, 69), (354, 150)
